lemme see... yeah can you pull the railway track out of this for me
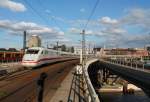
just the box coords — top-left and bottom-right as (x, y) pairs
(0, 59), (79, 102)
(0, 69), (31, 81)
(0, 58), (78, 86)
(0, 70), (31, 88)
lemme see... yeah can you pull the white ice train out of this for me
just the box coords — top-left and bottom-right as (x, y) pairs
(22, 47), (78, 68)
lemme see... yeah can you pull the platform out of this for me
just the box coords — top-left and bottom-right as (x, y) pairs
(49, 67), (84, 102)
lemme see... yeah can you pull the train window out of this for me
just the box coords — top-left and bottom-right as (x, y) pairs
(50, 51), (54, 55)
(49, 51), (53, 55)
(41, 51), (43, 54)
(45, 50), (48, 55)
(26, 50), (39, 54)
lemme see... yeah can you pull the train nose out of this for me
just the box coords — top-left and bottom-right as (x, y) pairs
(23, 54), (37, 61)
(22, 54), (39, 67)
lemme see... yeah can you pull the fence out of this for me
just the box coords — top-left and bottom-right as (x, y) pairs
(82, 59), (100, 102)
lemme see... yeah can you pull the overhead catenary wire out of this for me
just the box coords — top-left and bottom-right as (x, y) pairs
(23, 0), (50, 26)
(84, 0), (100, 30)
(23, 0), (65, 33)
(37, 0), (76, 46)
(23, 0), (69, 47)
(38, 0), (65, 33)
(80, 0), (100, 64)
(80, 0), (100, 50)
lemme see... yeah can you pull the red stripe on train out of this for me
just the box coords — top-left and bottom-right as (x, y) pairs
(22, 57), (62, 63)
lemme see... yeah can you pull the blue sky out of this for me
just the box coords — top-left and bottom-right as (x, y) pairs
(0, 0), (150, 49)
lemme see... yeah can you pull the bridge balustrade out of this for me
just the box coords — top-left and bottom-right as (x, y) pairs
(82, 59), (100, 102)
(103, 57), (148, 72)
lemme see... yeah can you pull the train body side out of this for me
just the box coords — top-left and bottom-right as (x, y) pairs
(22, 47), (78, 68)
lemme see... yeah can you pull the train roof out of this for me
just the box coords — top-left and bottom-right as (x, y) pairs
(27, 47), (78, 55)
(27, 47), (57, 51)
(27, 47), (44, 50)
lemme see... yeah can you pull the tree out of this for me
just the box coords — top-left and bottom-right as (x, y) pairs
(71, 46), (74, 53)
(8, 48), (17, 52)
(53, 46), (57, 50)
(61, 45), (66, 51)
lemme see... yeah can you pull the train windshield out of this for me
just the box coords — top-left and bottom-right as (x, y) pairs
(26, 49), (39, 54)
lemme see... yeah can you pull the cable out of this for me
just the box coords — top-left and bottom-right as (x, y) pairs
(37, 0), (65, 33)
(23, 0), (68, 42)
(23, 0), (49, 26)
(84, 0), (100, 30)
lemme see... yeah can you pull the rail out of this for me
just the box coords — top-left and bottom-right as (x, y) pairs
(0, 62), (23, 77)
(83, 59), (100, 102)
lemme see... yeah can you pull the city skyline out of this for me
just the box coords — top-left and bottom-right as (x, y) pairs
(0, 0), (150, 49)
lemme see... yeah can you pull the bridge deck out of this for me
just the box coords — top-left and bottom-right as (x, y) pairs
(99, 60), (150, 97)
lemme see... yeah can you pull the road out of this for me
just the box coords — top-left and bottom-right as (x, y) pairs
(0, 59), (79, 102)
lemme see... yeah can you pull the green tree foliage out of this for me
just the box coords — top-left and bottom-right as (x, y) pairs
(71, 46), (74, 53)
(61, 44), (66, 51)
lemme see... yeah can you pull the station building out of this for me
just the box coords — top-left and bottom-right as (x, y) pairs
(103, 48), (148, 56)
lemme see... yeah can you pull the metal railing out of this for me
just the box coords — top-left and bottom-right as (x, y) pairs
(82, 59), (100, 102)
(104, 58), (150, 73)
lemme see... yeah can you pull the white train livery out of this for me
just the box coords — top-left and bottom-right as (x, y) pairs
(22, 47), (78, 67)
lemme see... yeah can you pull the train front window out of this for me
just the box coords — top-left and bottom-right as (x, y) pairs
(26, 50), (39, 54)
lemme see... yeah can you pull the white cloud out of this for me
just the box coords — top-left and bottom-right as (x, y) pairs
(69, 19), (100, 28)
(68, 26), (126, 36)
(124, 34), (150, 45)
(45, 9), (51, 13)
(43, 36), (72, 47)
(68, 28), (81, 33)
(97, 8), (150, 47)
(99, 8), (150, 29)
(0, 20), (42, 31)
(68, 27), (95, 35)
(0, 0), (26, 12)
(80, 8), (85, 13)
(0, 19), (64, 39)
(121, 8), (150, 29)
(103, 32), (150, 48)
(101, 27), (126, 35)
(99, 16), (118, 25)
(68, 27), (111, 38)
(86, 30), (93, 35)
(48, 16), (66, 23)
(55, 36), (71, 42)
(65, 8), (150, 48)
